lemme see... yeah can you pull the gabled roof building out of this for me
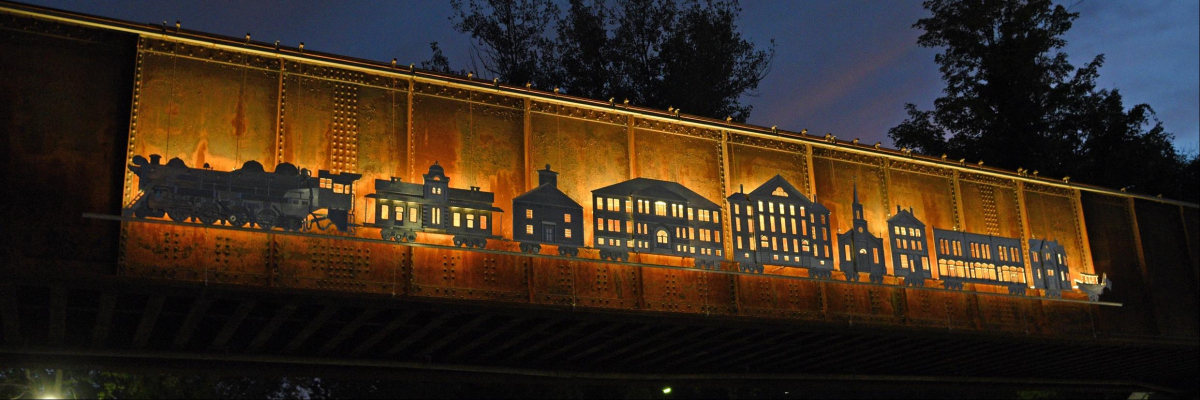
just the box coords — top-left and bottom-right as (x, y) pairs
(591, 178), (723, 268)
(727, 175), (833, 275)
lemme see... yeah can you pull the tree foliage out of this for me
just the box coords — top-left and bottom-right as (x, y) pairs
(440, 0), (774, 122)
(890, 0), (1196, 201)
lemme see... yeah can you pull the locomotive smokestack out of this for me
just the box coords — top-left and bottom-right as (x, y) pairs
(537, 164), (558, 187)
(149, 154), (161, 165)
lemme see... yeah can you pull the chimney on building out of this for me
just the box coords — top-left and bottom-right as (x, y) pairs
(897, 205), (902, 214)
(537, 164), (558, 187)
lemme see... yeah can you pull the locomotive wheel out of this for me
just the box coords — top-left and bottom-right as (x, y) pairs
(569, 247), (578, 257)
(194, 201), (220, 225)
(256, 210), (278, 230)
(228, 210), (250, 228)
(453, 237), (464, 247)
(405, 233), (416, 242)
(168, 209), (190, 223)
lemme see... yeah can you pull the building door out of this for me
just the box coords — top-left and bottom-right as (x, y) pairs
(543, 225), (555, 243)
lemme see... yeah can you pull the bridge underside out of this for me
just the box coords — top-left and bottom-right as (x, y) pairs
(2, 266), (1195, 396)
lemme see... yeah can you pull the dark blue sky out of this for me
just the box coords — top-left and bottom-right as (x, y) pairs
(28, 0), (1199, 152)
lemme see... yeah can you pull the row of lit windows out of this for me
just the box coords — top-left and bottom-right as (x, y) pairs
(996, 245), (1020, 262)
(524, 209), (571, 223)
(675, 226), (721, 243)
(892, 226), (922, 237)
(938, 239), (963, 257)
(1030, 251), (1065, 265)
(380, 204), (418, 223)
(897, 254), (929, 272)
(596, 217), (631, 233)
(894, 237), (923, 251)
(321, 178), (354, 195)
(842, 245), (881, 264)
(738, 235), (829, 257)
(429, 187), (443, 195)
(672, 244), (721, 256)
(938, 260), (1027, 283)
(525, 224), (572, 238)
(1033, 266), (1069, 282)
(969, 242), (991, 259)
(451, 212), (486, 229)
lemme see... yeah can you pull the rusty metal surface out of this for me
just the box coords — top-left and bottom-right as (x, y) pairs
(1024, 189), (1090, 277)
(529, 111), (629, 247)
(811, 152), (888, 267)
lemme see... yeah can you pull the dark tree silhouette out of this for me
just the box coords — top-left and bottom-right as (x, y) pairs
(890, 0), (1196, 202)
(441, 0), (774, 123)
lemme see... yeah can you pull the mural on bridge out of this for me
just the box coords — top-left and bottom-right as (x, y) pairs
(123, 152), (1112, 302)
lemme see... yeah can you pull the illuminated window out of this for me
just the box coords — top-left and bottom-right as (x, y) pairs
(598, 238), (605, 246)
(734, 203), (740, 215)
(689, 227), (695, 240)
(628, 240), (635, 248)
(564, 213), (571, 223)
(467, 214), (475, 228)
(431, 207), (441, 224)
(757, 201), (764, 212)
(789, 205), (796, 215)
(596, 197), (602, 210)
(713, 212), (719, 224)
(657, 230), (668, 244)
(625, 199), (631, 212)
(844, 245), (851, 261)
(396, 206), (404, 221)
(901, 254), (909, 271)
(410, 207), (418, 222)
(770, 216), (776, 232)
(381, 205), (390, 220)
(480, 215), (487, 229)
(526, 209), (533, 219)
(526, 225), (534, 235)
(735, 218), (741, 232)
(453, 212), (461, 227)
(655, 201), (667, 216)
(800, 207), (806, 217)
(626, 220), (632, 233)
(597, 218), (604, 231)
(608, 198), (620, 211)
(688, 207), (694, 220)
(873, 249), (879, 263)
(737, 236), (743, 249)
(791, 219), (797, 234)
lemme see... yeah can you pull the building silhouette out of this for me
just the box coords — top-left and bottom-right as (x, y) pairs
(727, 175), (833, 275)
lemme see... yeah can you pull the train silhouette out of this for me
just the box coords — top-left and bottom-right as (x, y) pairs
(125, 155), (1110, 300)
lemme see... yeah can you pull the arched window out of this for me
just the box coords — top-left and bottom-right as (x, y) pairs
(656, 230), (669, 244)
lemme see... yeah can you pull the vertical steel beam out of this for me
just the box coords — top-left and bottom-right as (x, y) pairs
(1074, 189), (1096, 273)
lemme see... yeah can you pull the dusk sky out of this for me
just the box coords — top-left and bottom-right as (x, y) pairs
(28, 0), (1199, 153)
